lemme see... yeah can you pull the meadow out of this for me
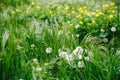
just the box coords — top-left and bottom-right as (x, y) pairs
(0, 0), (120, 80)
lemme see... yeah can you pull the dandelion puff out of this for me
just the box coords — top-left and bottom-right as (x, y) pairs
(100, 28), (105, 32)
(111, 27), (116, 32)
(85, 56), (90, 61)
(75, 34), (80, 38)
(78, 54), (82, 59)
(36, 67), (42, 72)
(46, 47), (52, 54)
(75, 24), (80, 29)
(78, 61), (84, 68)
(76, 46), (84, 54)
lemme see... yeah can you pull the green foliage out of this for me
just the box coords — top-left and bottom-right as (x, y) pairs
(0, 0), (120, 80)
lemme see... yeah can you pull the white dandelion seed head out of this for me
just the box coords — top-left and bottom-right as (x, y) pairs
(65, 54), (73, 62)
(46, 47), (52, 54)
(36, 67), (42, 72)
(31, 44), (35, 48)
(78, 54), (82, 60)
(75, 24), (80, 29)
(59, 51), (68, 57)
(78, 61), (84, 68)
(103, 38), (108, 43)
(85, 56), (90, 61)
(76, 46), (84, 54)
(33, 58), (38, 64)
(100, 28), (105, 32)
(75, 34), (80, 38)
(111, 27), (116, 32)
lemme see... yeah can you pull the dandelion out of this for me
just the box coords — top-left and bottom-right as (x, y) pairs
(92, 20), (96, 23)
(78, 54), (82, 60)
(65, 6), (69, 11)
(100, 28), (105, 32)
(83, 6), (87, 10)
(66, 54), (73, 62)
(11, 11), (15, 14)
(49, 11), (53, 16)
(85, 56), (90, 61)
(59, 51), (68, 57)
(111, 27), (116, 32)
(110, 2), (115, 6)
(75, 34), (80, 38)
(75, 24), (80, 29)
(79, 21), (83, 25)
(108, 14), (113, 19)
(69, 23), (73, 27)
(36, 5), (40, 10)
(57, 6), (61, 10)
(73, 46), (84, 55)
(62, 26), (64, 30)
(72, 10), (75, 14)
(31, 2), (35, 6)
(78, 61), (84, 68)
(33, 58), (38, 63)
(16, 8), (21, 12)
(31, 44), (35, 48)
(46, 47), (52, 54)
(36, 67), (42, 72)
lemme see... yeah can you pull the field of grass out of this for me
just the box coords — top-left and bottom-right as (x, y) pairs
(0, 0), (120, 80)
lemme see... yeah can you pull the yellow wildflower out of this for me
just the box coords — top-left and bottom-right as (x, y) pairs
(65, 6), (69, 11)
(37, 5), (40, 10)
(68, 13), (71, 16)
(78, 7), (82, 12)
(79, 21), (83, 25)
(69, 23), (73, 27)
(110, 2), (115, 6)
(11, 11), (15, 14)
(72, 10), (75, 14)
(49, 11), (53, 16)
(92, 20), (96, 23)
(16, 9), (21, 12)
(102, 4), (109, 8)
(108, 14), (113, 19)
(87, 23), (91, 26)
(83, 6), (87, 10)
(57, 6), (61, 10)
(31, 2), (35, 6)
(62, 26), (64, 30)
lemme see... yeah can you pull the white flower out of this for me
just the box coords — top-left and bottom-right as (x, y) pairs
(73, 49), (78, 55)
(31, 44), (35, 48)
(111, 27), (116, 32)
(46, 47), (52, 54)
(85, 56), (90, 61)
(100, 28), (105, 32)
(33, 58), (38, 64)
(19, 79), (24, 80)
(59, 51), (68, 57)
(78, 54), (82, 59)
(75, 34), (80, 38)
(75, 24), (80, 29)
(78, 61), (84, 68)
(103, 38), (108, 43)
(36, 67), (42, 72)
(66, 54), (73, 62)
(76, 46), (84, 54)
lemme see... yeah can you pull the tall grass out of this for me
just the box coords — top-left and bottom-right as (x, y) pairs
(0, 0), (120, 80)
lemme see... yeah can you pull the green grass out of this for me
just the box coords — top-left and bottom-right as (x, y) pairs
(0, 0), (120, 80)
